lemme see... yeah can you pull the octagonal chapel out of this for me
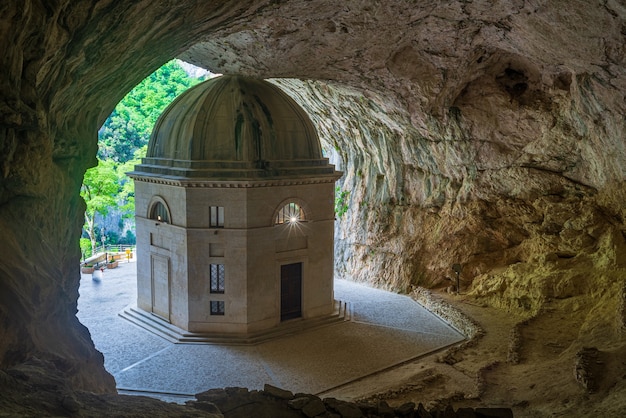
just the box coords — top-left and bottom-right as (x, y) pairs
(127, 75), (342, 340)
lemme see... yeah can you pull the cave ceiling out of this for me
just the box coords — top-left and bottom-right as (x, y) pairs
(180, 0), (626, 119)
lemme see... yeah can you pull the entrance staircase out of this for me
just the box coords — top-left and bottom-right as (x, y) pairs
(119, 300), (351, 345)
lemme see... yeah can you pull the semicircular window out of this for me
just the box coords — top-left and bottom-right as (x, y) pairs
(150, 201), (169, 223)
(275, 202), (305, 225)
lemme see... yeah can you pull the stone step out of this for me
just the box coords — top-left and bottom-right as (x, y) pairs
(118, 307), (183, 342)
(119, 300), (350, 345)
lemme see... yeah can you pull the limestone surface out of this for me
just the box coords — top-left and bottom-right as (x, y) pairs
(1, 0), (626, 416)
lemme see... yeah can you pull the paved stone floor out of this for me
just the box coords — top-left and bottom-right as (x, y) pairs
(77, 260), (463, 403)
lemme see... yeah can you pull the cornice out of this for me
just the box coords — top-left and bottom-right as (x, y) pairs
(128, 174), (342, 188)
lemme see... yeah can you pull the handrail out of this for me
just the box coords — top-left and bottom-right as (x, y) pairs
(82, 244), (136, 264)
(95, 244), (136, 254)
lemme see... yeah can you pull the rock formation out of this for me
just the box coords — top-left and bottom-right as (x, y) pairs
(1, 0), (626, 415)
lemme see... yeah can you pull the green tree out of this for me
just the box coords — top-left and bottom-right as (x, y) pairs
(98, 60), (204, 162)
(116, 145), (146, 223)
(81, 159), (123, 255)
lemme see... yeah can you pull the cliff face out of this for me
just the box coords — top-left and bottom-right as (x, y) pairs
(274, 69), (626, 313)
(1, 0), (626, 397)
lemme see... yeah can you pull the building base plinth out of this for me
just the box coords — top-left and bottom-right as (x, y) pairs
(119, 300), (350, 345)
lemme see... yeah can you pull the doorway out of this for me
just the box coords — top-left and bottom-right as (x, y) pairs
(151, 254), (171, 321)
(281, 262), (302, 321)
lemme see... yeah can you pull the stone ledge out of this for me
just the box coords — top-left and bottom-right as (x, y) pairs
(190, 385), (514, 418)
(410, 287), (484, 340)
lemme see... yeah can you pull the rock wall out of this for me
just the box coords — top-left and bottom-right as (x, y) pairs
(275, 69), (626, 301)
(1, 0), (626, 397)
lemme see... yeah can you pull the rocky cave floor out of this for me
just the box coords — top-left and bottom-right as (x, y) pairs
(2, 288), (626, 417)
(337, 290), (626, 418)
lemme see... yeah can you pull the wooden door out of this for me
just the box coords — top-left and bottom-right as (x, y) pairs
(281, 262), (302, 321)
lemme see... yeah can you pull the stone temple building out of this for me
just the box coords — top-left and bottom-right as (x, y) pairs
(128, 75), (342, 339)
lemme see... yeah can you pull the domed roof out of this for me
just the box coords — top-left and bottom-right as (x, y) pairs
(131, 75), (338, 180)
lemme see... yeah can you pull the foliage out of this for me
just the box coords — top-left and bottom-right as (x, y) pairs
(97, 60), (204, 163)
(80, 238), (92, 259)
(80, 150), (145, 253)
(105, 231), (120, 245)
(334, 186), (350, 218)
(117, 145), (146, 216)
(120, 230), (136, 245)
(81, 159), (124, 254)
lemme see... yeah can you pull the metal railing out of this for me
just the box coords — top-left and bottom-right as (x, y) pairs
(82, 245), (135, 265)
(94, 244), (135, 255)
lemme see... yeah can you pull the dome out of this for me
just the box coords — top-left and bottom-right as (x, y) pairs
(131, 75), (337, 180)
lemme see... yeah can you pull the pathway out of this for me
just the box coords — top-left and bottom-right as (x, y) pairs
(77, 261), (463, 403)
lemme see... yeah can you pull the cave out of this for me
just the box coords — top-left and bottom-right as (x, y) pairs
(2, 1), (626, 417)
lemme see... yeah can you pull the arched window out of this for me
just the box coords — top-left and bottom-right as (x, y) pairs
(150, 201), (169, 223)
(275, 202), (305, 225)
